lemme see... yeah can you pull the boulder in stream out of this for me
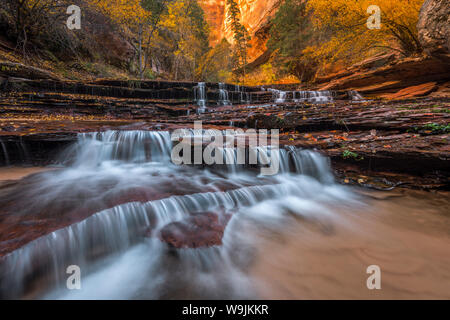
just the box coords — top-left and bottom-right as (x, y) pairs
(159, 211), (232, 249)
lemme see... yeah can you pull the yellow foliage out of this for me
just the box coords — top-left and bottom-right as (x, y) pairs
(307, 0), (423, 64)
(92, 0), (151, 27)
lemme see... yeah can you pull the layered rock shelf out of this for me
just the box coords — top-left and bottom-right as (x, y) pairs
(1, 79), (449, 188)
(313, 55), (450, 99)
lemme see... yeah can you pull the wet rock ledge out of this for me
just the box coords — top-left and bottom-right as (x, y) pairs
(0, 79), (449, 190)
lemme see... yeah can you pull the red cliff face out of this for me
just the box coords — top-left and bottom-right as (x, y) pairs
(198, 0), (227, 46)
(199, 0), (280, 58)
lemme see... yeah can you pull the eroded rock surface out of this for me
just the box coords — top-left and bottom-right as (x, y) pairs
(314, 56), (449, 98)
(417, 0), (450, 63)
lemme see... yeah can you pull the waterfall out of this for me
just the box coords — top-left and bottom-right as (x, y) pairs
(170, 129), (333, 177)
(309, 90), (333, 103)
(0, 152), (337, 298)
(281, 146), (334, 183)
(218, 83), (231, 106)
(240, 91), (251, 104)
(235, 84), (251, 104)
(269, 89), (334, 104)
(62, 131), (173, 166)
(269, 89), (287, 103)
(278, 91), (287, 103)
(59, 130), (335, 177)
(0, 139), (10, 166)
(0, 139), (30, 166)
(194, 82), (252, 107)
(292, 90), (333, 103)
(0, 202), (153, 299)
(0, 129), (349, 299)
(194, 82), (207, 113)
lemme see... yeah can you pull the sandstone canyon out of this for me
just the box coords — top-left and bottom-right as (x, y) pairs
(0, 0), (449, 302)
(199, 0), (281, 58)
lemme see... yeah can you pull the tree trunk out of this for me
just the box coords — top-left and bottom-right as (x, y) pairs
(138, 23), (143, 79)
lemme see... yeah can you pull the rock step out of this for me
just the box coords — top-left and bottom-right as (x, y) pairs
(3, 79), (361, 106)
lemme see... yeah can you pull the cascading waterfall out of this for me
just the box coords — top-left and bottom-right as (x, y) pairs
(278, 91), (287, 103)
(291, 90), (333, 103)
(67, 131), (173, 166)
(218, 83), (231, 106)
(269, 89), (287, 103)
(242, 92), (251, 104)
(172, 129), (332, 176)
(0, 129), (358, 299)
(0, 139), (30, 165)
(235, 84), (251, 104)
(270, 89), (334, 103)
(194, 82), (207, 113)
(0, 201), (153, 299)
(309, 90), (334, 103)
(193, 83), (344, 106)
(194, 82), (253, 108)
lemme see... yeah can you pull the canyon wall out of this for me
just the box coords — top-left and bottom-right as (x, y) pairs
(199, 0), (281, 58)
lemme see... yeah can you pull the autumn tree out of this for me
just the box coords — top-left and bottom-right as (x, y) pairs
(226, 0), (251, 84)
(197, 38), (233, 82)
(268, 0), (319, 82)
(154, 0), (209, 80)
(307, 0), (423, 64)
(93, 0), (169, 78)
(0, 0), (76, 58)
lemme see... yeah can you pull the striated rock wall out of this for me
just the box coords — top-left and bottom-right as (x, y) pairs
(198, 0), (227, 46)
(417, 0), (450, 63)
(199, 0), (280, 58)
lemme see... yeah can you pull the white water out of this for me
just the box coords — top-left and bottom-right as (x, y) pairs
(193, 83), (354, 110)
(194, 82), (207, 113)
(293, 90), (334, 103)
(269, 89), (334, 103)
(235, 84), (251, 104)
(218, 83), (231, 106)
(0, 130), (360, 299)
(269, 89), (287, 103)
(0, 138), (30, 165)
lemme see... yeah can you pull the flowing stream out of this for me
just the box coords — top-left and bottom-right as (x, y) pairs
(0, 130), (449, 299)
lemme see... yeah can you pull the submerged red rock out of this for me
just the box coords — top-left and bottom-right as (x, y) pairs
(159, 211), (232, 249)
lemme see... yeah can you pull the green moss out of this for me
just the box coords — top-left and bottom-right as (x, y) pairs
(342, 150), (364, 161)
(408, 123), (449, 134)
(423, 123), (450, 134)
